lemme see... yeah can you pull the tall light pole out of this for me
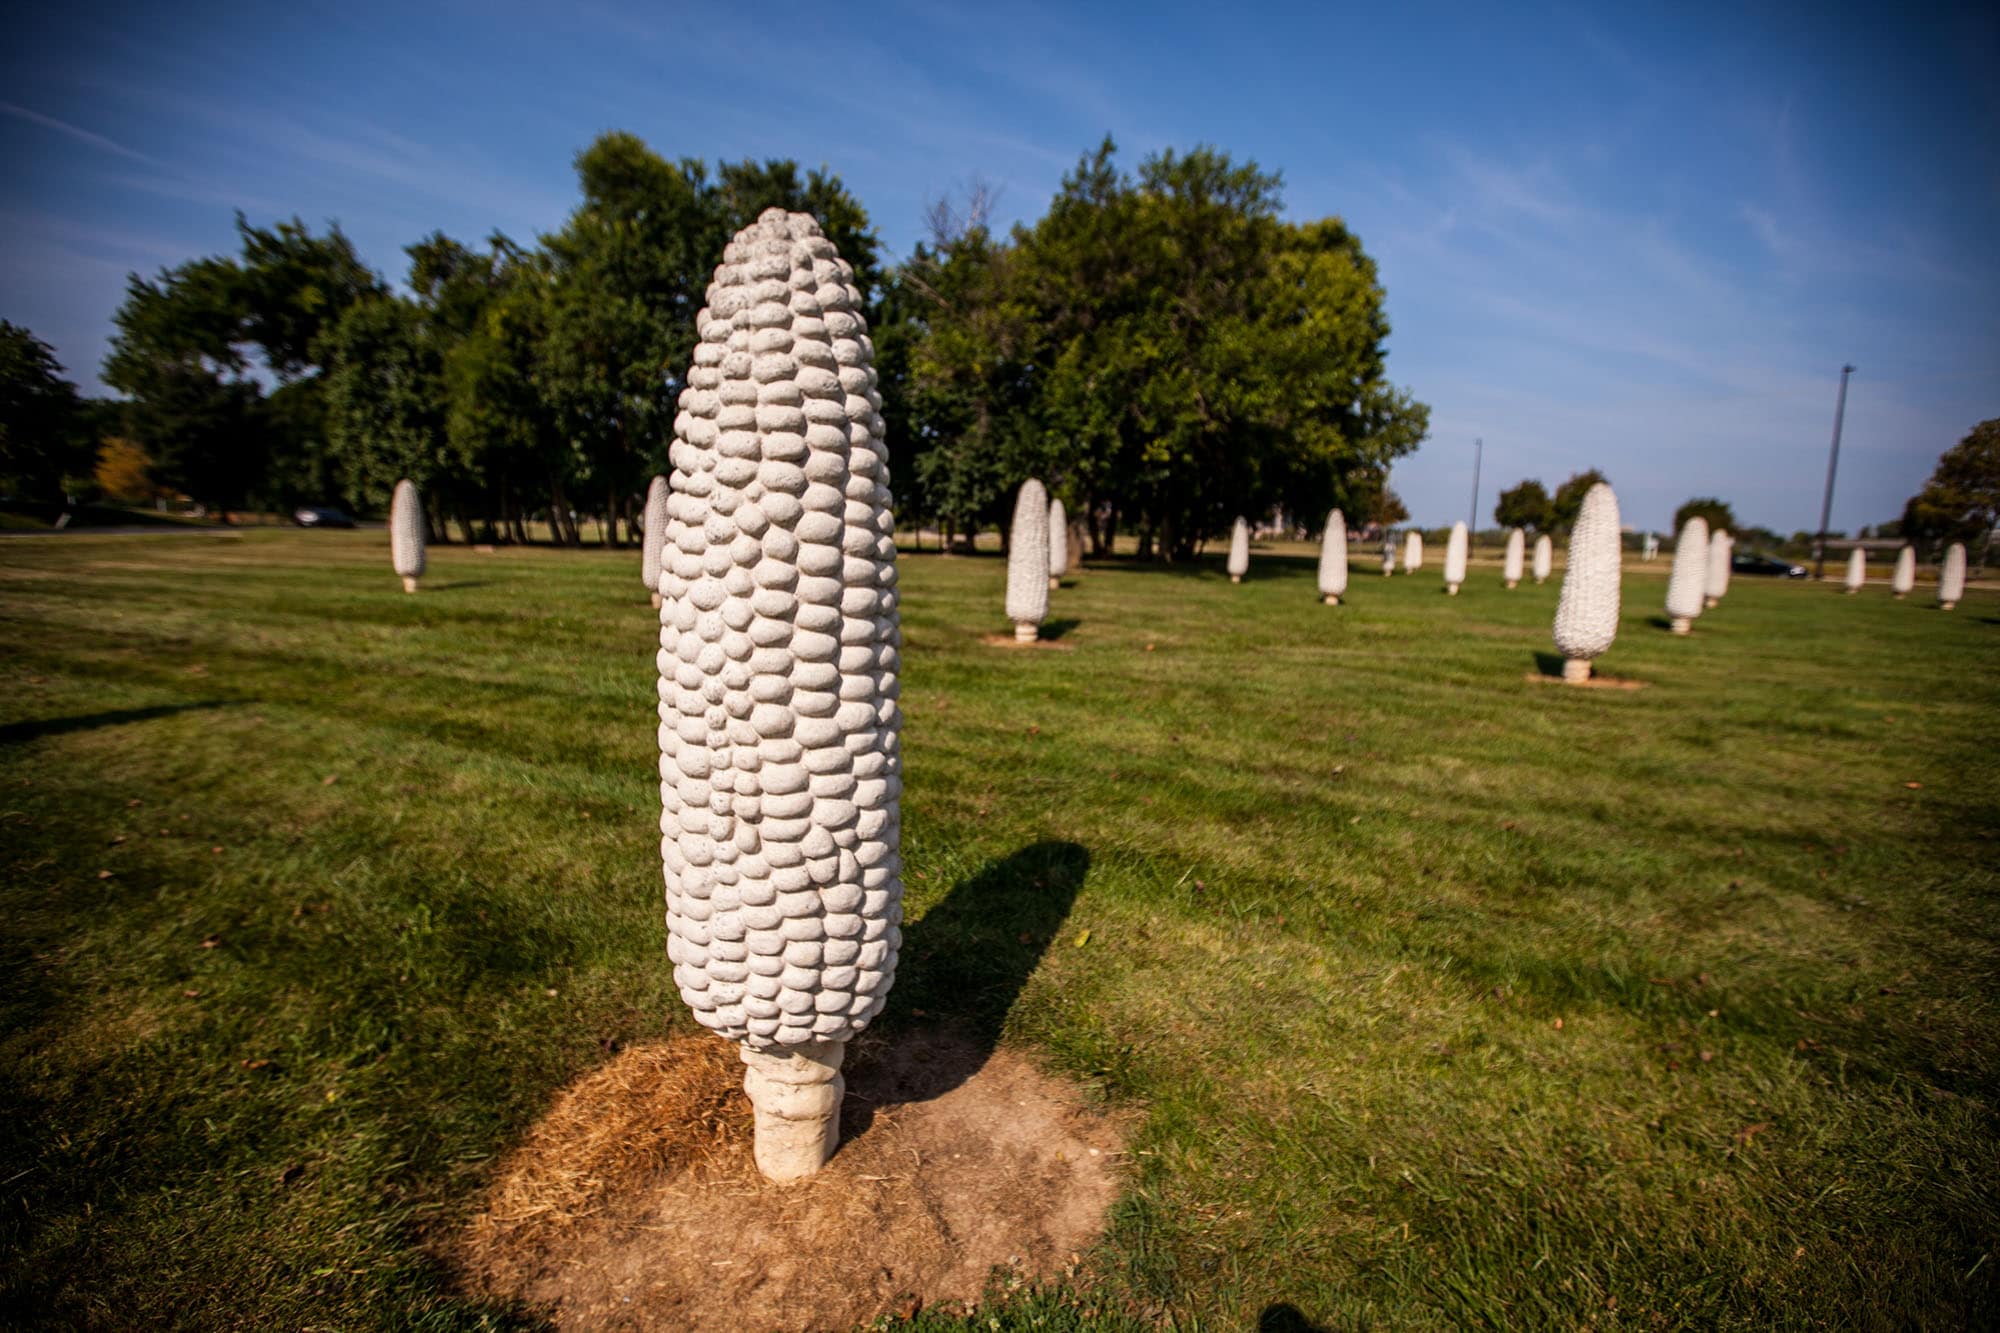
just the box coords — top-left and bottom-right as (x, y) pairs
(1468, 437), (1483, 548)
(1814, 365), (1856, 579)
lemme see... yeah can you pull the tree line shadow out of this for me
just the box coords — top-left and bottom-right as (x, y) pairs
(0, 701), (238, 747)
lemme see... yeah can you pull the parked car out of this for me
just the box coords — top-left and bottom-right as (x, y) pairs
(1732, 550), (1808, 578)
(293, 506), (356, 528)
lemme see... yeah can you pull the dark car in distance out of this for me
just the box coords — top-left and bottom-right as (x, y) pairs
(293, 506), (357, 528)
(1732, 550), (1808, 578)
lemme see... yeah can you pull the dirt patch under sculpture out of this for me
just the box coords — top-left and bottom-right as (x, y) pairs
(453, 1028), (1127, 1330)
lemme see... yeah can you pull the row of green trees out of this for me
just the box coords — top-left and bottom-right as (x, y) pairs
(12, 132), (1432, 553)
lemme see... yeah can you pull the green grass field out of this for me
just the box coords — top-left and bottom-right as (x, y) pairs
(2, 529), (1995, 1329)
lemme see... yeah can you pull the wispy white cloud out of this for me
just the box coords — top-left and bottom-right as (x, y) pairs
(0, 101), (158, 165)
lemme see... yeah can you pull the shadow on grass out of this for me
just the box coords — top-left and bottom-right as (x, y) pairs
(1259, 1304), (1333, 1333)
(421, 580), (497, 591)
(1042, 617), (1082, 641)
(846, 841), (1087, 1124)
(1531, 651), (1566, 679)
(0, 700), (238, 746)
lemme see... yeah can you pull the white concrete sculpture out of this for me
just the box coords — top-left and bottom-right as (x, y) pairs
(1892, 545), (1916, 599)
(1939, 542), (1966, 610)
(1642, 532), (1660, 562)
(1227, 516), (1250, 583)
(1552, 482), (1621, 683)
(1318, 508), (1348, 604)
(1403, 530), (1423, 574)
(1665, 516), (1709, 633)
(1382, 543), (1395, 576)
(1006, 479), (1051, 639)
(641, 474), (671, 608)
(1502, 527), (1525, 588)
(659, 209), (902, 1184)
(1443, 521), (1469, 595)
(389, 478), (426, 593)
(1532, 533), (1553, 585)
(1844, 547), (1866, 594)
(1705, 529), (1732, 609)
(1047, 498), (1068, 590)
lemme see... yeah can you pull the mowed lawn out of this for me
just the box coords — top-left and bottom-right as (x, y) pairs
(2, 529), (1996, 1330)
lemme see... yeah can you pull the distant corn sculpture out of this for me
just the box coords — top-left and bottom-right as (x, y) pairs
(1047, 498), (1068, 590)
(1404, 530), (1424, 574)
(1533, 533), (1553, 584)
(641, 474), (670, 608)
(1503, 527), (1525, 588)
(1006, 479), (1051, 639)
(1443, 521), (1469, 594)
(659, 209), (902, 1184)
(1892, 545), (1916, 599)
(1552, 483), (1621, 683)
(389, 478), (425, 593)
(1227, 517), (1250, 583)
(1665, 516), (1710, 634)
(1844, 547), (1866, 594)
(1705, 529), (1732, 609)
(1938, 542), (1966, 610)
(1382, 543), (1396, 576)
(1318, 509), (1348, 605)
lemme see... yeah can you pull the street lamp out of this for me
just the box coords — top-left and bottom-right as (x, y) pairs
(1814, 364), (1856, 580)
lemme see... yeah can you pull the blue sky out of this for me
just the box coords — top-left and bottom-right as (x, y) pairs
(4, 0), (1994, 533)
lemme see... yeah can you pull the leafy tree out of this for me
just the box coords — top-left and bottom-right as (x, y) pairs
(93, 437), (160, 503)
(321, 294), (448, 517)
(1902, 419), (2000, 560)
(1493, 478), (1552, 532)
(1549, 469), (1609, 534)
(1673, 496), (1737, 533)
(0, 321), (90, 500)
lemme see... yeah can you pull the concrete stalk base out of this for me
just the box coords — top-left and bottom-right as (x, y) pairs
(1505, 579), (1517, 589)
(1013, 621), (1039, 642)
(740, 1040), (847, 1184)
(651, 592), (663, 609)
(1562, 658), (1592, 684)
(1535, 576), (1547, 585)
(1704, 596), (1718, 609)
(1321, 594), (1340, 605)
(1670, 616), (1691, 635)
(1446, 584), (1460, 596)
(401, 576), (418, 594)
(1229, 574), (1242, 584)
(1048, 575), (1060, 590)
(1941, 600), (1957, 611)
(1894, 592), (1906, 600)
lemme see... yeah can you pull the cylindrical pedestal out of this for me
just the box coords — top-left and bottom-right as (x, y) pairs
(1321, 594), (1340, 605)
(1048, 575), (1060, 590)
(740, 1040), (846, 1184)
(1562, 658), (1592, 684)
(1941, 600), (1957, 611)
(401, 576), (418, 594)
(1894, 592), (1905, 600)
(1013, 620), (1039, 642)
(1446, 584), (1459, 596)
(1535, 576), (1546, 585)
(1670, 616), (1691, 635)
(651, 592), (663, 609)
(1505, 579), (1517, 589)
(1704, 596), (1718, 609)
(1229, 574), (1242, 584)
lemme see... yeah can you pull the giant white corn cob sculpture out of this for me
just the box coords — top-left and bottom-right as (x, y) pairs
(1443, 521), (1469, 594)
(1892, 545), (1916, 599)
(1532, 533), (1553, 584)
(1403, 530), (1423, 574)
(641, 473), (671, 608)
(659, 209), (901, 1183)
(1047, 498), (1068, 590)
(1227, 517), (1250, 583)
(1503, 527), (1524, 588)
(1552, 482), (1621, 682)
(1938, 542), (1966, 610)
(1705, 529), (1732, 608)
(1665, 515), (1709, 633)
(1844, 547), (1866, 594)
(1318, 508), (1348, 604)
(389, 478), (425, 593)
(1006, 479), (1050, 639)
